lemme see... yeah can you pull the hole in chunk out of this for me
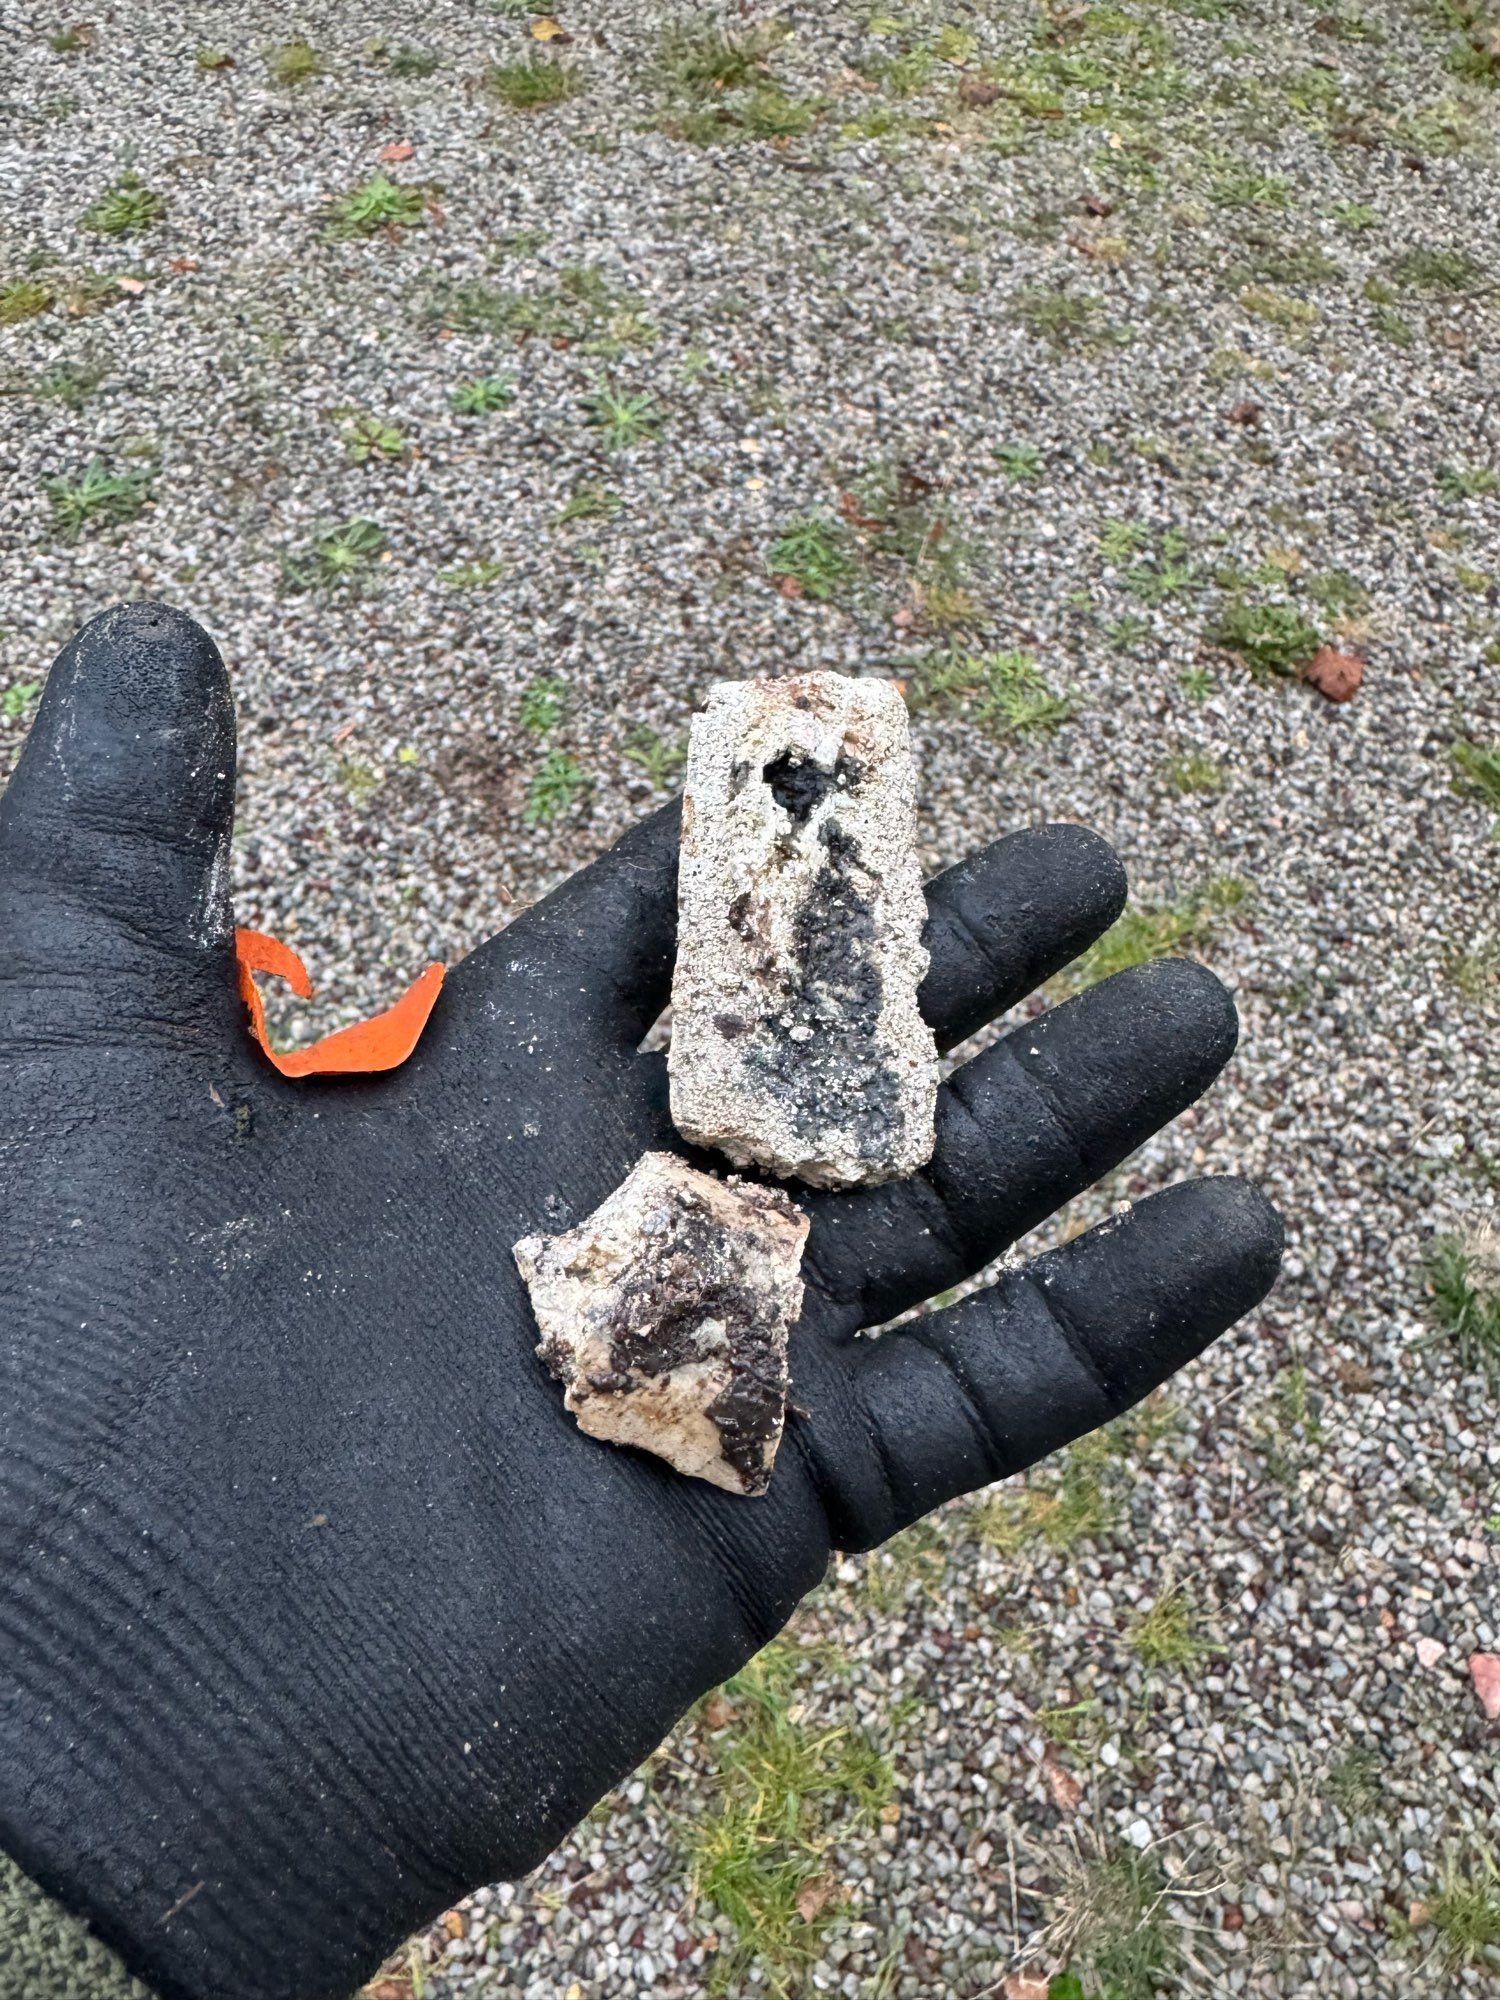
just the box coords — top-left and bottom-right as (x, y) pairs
(762, 749), (858, 825)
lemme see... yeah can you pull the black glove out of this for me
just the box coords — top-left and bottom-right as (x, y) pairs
(0, 604), (1281, 2000)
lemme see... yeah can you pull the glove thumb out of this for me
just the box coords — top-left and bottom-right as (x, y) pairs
(0, 601), (239, 1044)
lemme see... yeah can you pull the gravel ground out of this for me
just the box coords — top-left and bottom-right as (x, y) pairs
(3, 1), (1498, 1995)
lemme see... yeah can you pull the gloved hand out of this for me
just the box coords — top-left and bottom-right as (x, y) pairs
(0, 604), (1281, 2000)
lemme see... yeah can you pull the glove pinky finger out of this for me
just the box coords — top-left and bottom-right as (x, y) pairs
(795, 1176), (1283, 1554)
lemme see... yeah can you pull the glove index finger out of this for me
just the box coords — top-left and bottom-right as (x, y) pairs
(920, 822), (1127, 1050)
(440, 797), (682, 1050)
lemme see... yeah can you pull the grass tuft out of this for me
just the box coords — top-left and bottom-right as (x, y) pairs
(660, 18), (787, 93)
(427, 265), (648, 351)
(1326, 1746), (1383, 1817)
(341, 415), (406, 462)
(438, 558), (505, 589)
(766, 513), (856, 600)
(995, 441), (1041, 480)
(523, 747), (586, 825)
(1238, 284), (1317, 331)
(1164, 749), (1223, 794)
(1045, 1843), (1179, 2000)
(1130, 1584), (1209, 1667)
(623, 725), (686, 790)
(389, 45), (441, 78)
(1389, 245), (1480, 291)
(1, 279), (54, 325)
(909, 645), (1077, 738)
(1060, 877), (1246, 992)
(282, 517), (388, 590)
(485, 56), (577, 109)
(44, 457), (151, 539)
(1012, 285), (1101, 345)
(450, 374), (515, 415)
(519, 676), (565, 737)
(969, 1403), (1178, 1559)
(1437, 462), (1498, 502)
(580, 380), (661, 450)
(80, 173), (165, 236)
(13, 362), (103, 407)
(554, 481), (622, 528)
(2, 681), (42, 720)
(974, 1440), (1118, 1555)
(683, 1636), (893, 1997)
(1429, 1844), (1500, 1967)
(1209, 598), (1321, 676)
(740, 86), (822, 137)
(325, 173), (426, 240)
(1451, 736), (1500, 814)
(656, 19), (820, 143)
(267, 38), (323, 86)
(1446, 935), (1498, 1004)
(1423, 1231), (1500, 1380)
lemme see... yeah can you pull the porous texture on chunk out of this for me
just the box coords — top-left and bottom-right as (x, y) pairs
(514, 1151), (808, 1496)
(669, 672), (937, 1188)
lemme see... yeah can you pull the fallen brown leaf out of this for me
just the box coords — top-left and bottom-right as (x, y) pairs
(702, 1693), (737, 1729)
(531, 16), (570, 39)
(167, 256), (200, 273)
(958, 77), (1001, 108)
(1003, 1975), (1051, 2000)
(441, 1909), (465, 1940)
(795, 1874), (838, 1923)
(1305, 645), (1364, 703)
(838, 489), (888, 531)
(1226, 399), (1262, 426)
(1040, 1744), (1082, 1812)
(380, 141), (414, 162)
(1080, 191), (1114, 216)
(114, 276), (147, 296)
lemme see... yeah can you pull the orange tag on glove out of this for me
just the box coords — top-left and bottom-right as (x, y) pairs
(236, 928), (444, 1078)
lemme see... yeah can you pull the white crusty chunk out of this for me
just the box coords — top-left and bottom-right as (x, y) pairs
(669, 672), (938, 1189)
(514, 1151), (809, 1497)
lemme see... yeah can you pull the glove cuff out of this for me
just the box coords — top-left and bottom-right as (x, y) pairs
(0, 1847), (158, 2000)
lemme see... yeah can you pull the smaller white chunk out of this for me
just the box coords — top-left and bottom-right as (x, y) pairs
(514, 1152), (809, 1496)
